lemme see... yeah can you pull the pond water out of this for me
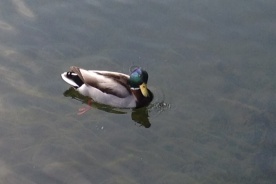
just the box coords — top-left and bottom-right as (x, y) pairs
(0, 0), (275, 183)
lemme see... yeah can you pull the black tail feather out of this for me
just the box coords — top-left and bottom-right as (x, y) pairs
(66, 72), (84, 88)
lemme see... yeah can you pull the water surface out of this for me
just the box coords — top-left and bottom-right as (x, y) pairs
(0, 0), (275, 183)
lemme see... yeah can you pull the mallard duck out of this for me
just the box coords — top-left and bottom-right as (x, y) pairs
(61, 66), (153, 108)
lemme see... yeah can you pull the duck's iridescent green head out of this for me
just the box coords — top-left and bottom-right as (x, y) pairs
(129, 67), (149, 97)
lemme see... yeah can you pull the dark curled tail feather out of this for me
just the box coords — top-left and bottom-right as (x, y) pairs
(66, 72), (84, 88)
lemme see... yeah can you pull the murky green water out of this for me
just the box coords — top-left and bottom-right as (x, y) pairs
(0, 0), (275, 183)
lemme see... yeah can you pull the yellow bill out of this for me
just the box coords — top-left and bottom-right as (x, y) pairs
(140, 83), (149, 97)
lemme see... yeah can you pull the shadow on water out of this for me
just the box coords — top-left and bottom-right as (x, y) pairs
(63, 87), (154, 128)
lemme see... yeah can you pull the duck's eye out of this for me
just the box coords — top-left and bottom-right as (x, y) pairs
(132, 72), (142, 82)
(130, 70), (144, 87)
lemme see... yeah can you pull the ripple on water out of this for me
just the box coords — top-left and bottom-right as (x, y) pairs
(147, 87), (171, 118)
